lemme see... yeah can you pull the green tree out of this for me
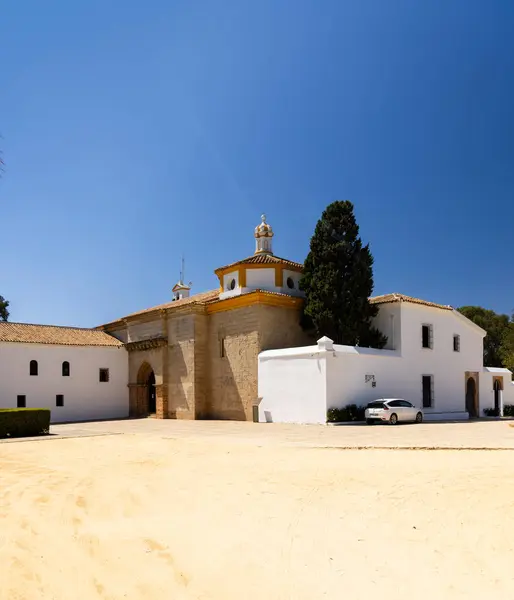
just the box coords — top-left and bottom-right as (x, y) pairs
(0, 295), (9, 321)
(500, 319), (514, 372)
(300, 200), (386, 348)
(458, 306), (510, 367)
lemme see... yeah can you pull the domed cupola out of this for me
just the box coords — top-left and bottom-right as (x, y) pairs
(214, 215), (304, 301)
(254, 214), (274, 255)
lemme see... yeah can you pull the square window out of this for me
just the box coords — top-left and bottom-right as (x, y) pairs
(99, 368), (110, 383)
(17, 395), (26, 408)
(422, 375), (434, 408)
(56, 394), (64, 407)
(422, 324), (433, 349)
(453, 335), (460, 352)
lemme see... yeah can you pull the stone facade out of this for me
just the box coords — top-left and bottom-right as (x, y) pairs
(98, 215), (311, 421)
(102, 292), (311, 421)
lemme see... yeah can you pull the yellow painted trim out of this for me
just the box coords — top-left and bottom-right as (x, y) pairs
(215, 261), (302, 277)
(206, 291), (303, 314)
(238, 266), (247, 288)
(274, 265), (283, 287)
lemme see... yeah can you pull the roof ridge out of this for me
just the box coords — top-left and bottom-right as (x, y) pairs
(0, 321), (97, 331)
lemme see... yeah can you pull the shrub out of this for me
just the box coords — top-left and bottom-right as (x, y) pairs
(483, 407), (498, 417)
(327, 405), (365, 423)
(0, 409), (51, 438)
(483, 405), (514, 417)
(504, 405), (514, 417)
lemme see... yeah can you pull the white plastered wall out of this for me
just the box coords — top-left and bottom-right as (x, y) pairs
(0, 342), (129, 423)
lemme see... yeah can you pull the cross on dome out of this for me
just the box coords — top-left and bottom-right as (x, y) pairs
(254, 213), (274, 255)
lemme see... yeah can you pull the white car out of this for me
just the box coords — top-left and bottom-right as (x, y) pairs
(365, 399), (423, 425)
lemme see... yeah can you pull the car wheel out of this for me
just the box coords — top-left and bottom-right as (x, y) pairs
(389, 413), (398, 425)
(415, 412), (423, 423)
(366, 419), (374, 425)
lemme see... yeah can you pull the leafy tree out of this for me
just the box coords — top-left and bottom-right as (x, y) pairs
(458, 306), (511, 367)
(300, 200), (386, 348)
(500, 320), (514, 372)
(0, 295), (9, 321)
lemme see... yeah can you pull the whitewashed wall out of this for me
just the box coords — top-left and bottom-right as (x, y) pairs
(258, 303), (513, 424)
(372, 303), (401, 350)
(480, 368), (514, 415)
(393, 303), (484, 418)
(0, 342), (128, 423)
(258, 344), (327, 424)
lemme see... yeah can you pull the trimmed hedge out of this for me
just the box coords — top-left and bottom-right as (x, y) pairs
(0, 409), (51, 438)
(327, 404), (365, 423)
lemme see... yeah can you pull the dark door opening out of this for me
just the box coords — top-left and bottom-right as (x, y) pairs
(466, 377), (477, 418)
(494, 380), (501, 417)
(147, 371), (156, 414)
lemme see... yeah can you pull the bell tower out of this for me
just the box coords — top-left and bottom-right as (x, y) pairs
(254, 214), (273, 255)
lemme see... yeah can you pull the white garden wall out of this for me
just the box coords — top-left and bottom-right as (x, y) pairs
(0, 342), (129, 423)
(258, 344), (327, 424)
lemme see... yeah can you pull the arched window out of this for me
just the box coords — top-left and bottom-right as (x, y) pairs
(29, 360), (38, 376)
(62, 361), (70, 377)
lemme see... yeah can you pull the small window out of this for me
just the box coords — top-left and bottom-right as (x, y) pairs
(286, 277), (295, 289)
(220, 337), (226, 358)
(29, 360), (38, 376)
(99, 368), (110, 382)
(229, 278), (236, 291)
(453, 335), (460, 352)
(56, 394), (64, 407)
(422, 375), (434, 408)
(62, 361), (70, 376)
(17, 395), (26, 408)
(422, 324), (433, 349)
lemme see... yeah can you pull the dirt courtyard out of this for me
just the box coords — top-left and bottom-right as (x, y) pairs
(1, 420), (514, 599)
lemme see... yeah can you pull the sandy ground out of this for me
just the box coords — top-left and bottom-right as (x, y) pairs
(1, 428), (514, 599)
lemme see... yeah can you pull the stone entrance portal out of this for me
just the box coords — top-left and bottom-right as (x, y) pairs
(128, 361), (158, 417)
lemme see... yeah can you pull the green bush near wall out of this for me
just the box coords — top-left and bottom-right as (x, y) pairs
(483, 405), (514, 417)
(0, 409), (51, 438)
(327, 404), (366, 423)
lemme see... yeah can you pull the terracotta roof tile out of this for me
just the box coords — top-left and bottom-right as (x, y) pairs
(215, 254), (303, 273)
(203, 288), (303, 304)
(103, 290), (220, 325)
(370, 293), (453, 311)
(0, 322), (124, 346)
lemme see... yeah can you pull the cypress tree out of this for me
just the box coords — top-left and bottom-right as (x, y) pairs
(300, 200), (386, 348)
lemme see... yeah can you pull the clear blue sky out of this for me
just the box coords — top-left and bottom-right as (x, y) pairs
(2, 0), (513, 327)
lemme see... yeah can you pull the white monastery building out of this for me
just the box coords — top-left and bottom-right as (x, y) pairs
(0, 215), (512, 424)
(258, 293), (514, 424)
(0, 323), (128, 423)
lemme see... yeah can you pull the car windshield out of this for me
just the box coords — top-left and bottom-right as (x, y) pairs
(367, 401), (385, 408)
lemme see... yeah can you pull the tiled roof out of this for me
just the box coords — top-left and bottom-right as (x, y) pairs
(103, 289), (221, 324)
(215, 254), (303, 273)
(370, 293), (453, 311)
(0, 322), (124, 346)
(204, 288), (302, 304)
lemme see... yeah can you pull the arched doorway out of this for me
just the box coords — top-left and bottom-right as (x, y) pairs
(466, 377), (477, 418)
(494, 379), (502, 417)
(136, 362), (156, 416)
